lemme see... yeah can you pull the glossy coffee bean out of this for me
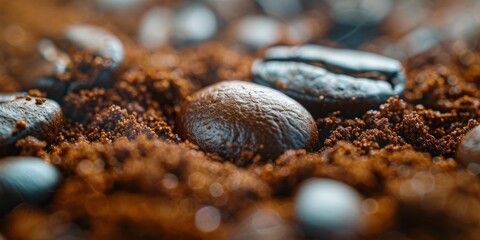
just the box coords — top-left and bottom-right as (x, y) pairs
(0, 156), (61, 214)
(253, 45), (405, 117)
(172, 3), (219, 46)
(21, 40), (71, 102)
(63, 24), (124, 70)
(0, 96), (63, 155)
(295, 178), (363, 238)
(457, 125), (480, 166)
(176, 81), (318, 165)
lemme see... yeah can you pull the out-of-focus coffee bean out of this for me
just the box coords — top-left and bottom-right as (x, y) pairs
(138, 6), (173, 50)
(172, 3), (219, 46)
(295, 178), (363, 238)
(63, 24), (124, 70)
(235, 15), (282, 50)
(0, 156), (61, 214)
(253, 45), (405, 116)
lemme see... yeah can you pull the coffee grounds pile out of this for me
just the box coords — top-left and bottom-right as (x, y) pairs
(2, 0), (480, 239)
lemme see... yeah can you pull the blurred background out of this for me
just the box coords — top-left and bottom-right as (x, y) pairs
(2, 0), (480, 58)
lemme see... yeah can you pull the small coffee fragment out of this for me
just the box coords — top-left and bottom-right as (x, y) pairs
(0, 96), (63, 155)
(176, 81), (318, 165)
(253, 44), (406, 116)
(0, 156), (61, 214)
(295, 178), (363, 238)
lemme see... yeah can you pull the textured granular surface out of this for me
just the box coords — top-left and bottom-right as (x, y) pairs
(2, 0), (480, 239)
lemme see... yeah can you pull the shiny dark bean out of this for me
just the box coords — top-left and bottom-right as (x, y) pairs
(252, 45), (406, 116)
(176, 81), (318, 166)
(0, 96), (63, 155)
(0, 156), (61, 214)
(63, 24), (124, 70)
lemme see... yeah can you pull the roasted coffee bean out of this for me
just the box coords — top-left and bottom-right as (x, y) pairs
(253, 45), (406, 116)
(0, 96), (63, 155)
(29, 77), (68, 102)
(63, 24), (124, 92)
(172, 3), (219, 46)
(235, 15), (282, 50)
(138, 6), (173, 50)
(295, 178), (363, 238)
(457, 125), (480, 166)
(22, 39), (71, 101)
(0, 156), (61, 214)
(26, 25), (124, 101)
(63, 24), (124, 70)
(37, 38), (72, 73)
(176, 81), (318, 165)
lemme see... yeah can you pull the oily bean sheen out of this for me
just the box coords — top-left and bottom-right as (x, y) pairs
(457, 125), (480, 166)
(0, 95), (63, 155)
(176, 81), (318, 165)
(0, 156), (61, 214)
(252, 45), (406, 116)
